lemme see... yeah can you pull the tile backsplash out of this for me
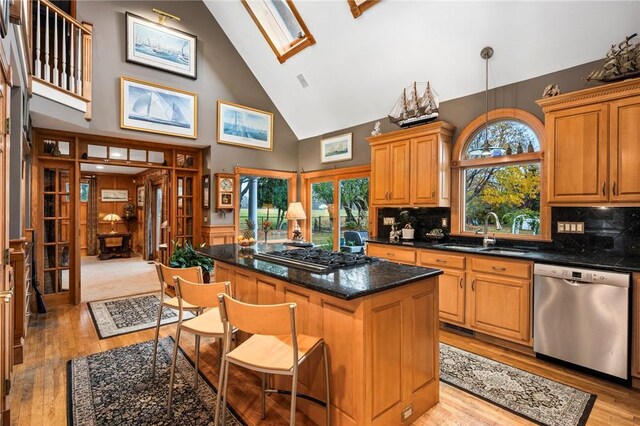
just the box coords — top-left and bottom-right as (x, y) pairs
(376, 207), (640, 256)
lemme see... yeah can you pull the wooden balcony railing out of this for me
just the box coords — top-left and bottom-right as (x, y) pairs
(32, 0), (92, 119)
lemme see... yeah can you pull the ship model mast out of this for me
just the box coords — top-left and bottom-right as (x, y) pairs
(389, 81), (440, 128)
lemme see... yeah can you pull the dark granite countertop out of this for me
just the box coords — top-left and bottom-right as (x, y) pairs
(366, 237), (640, 273)
(197, 243), (443, 300)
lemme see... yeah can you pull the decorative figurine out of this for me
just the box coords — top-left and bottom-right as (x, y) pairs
(542, 84), (560, 98)
(371, 121), (381, 136)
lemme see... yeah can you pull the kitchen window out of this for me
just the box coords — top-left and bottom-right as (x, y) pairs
(242, 0), (315, 63)
(452, 109), (550, 240)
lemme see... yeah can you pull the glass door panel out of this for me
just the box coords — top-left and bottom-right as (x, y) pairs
(39, 162), (76, 304)
(310, 181), (334, 249)
(338, 178), (369, 252)
(175, 174), (194, 246)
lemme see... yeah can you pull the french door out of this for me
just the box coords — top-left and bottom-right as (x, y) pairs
(39, 161), (77, 306)
(305, 169), (370, 251)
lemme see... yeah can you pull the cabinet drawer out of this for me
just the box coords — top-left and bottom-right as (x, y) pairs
(469, 256), (531, 279)
(367, 244), (416, 265)
(418, 250), (465, 270)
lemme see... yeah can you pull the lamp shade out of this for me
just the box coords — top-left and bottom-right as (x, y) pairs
(285, 202), (306, 220)
(103, 213), (122, 222)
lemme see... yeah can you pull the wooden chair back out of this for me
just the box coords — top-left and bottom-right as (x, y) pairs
(155, 263), (203, 294)
(218, 294), (296, 336)
(175, 277), (230, 309)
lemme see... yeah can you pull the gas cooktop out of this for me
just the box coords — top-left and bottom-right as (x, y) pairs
(253, 248), (379, 274)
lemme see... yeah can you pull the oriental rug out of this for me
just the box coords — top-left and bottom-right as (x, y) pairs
(68, 337), (245, 426)
(88, 294), (194, 339)
(439, 343), (596, 426)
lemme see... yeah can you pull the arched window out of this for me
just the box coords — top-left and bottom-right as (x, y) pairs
(452, 109), (549, 240)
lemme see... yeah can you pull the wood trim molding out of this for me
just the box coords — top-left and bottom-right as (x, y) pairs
(347, 0), (380, 18)
(537, 77), (640, 111)
(366, 120), (455, 146)
(451, 108), (550, 241)
(300, 164), (370, 179)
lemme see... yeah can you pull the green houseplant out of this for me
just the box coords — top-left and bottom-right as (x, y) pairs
(169, 241), (214, 283)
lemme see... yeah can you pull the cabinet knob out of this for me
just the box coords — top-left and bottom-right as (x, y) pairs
(602, 182), (606, 196)
(459, 277), (463, 289)
(492, 266), (507, 272)
(436, 259), (447, 264)
(471, 280), (475, 291)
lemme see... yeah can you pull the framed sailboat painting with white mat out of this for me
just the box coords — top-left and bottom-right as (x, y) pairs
(121, 76), (197, 139)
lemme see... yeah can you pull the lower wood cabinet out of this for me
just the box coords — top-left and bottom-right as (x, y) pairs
(468, 272), (531, 344)
(371, 243), (534, 347)
(633, 273), (640, 379)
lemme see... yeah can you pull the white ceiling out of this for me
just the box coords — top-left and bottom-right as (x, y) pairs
(80, 163), (148, 175)
(204, 1), (640, 140)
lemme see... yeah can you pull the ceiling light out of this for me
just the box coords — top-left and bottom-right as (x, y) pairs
(96, 165), (104, 169)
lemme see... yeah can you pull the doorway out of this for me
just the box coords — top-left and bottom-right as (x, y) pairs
(152, 184), (163, 261)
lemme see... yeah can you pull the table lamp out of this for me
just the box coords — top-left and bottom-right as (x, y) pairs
(103, 213), (122, 234)
(285, 202), (306, 241)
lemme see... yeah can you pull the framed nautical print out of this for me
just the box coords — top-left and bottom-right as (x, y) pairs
(321, 133), (353, 163)
(121, 76), (197, 139)
(217, 101), (273, 151)
(101, 189), (128, 202)
(137, 186), (145, 207)
(125, 12), (197, 79)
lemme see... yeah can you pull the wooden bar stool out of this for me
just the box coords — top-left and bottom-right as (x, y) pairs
(151, 264), (203, 379)
(167, 276), (231, 416)
(214, 294), (330, 426)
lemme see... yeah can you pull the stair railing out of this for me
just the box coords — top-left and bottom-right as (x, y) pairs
(33, 0), (92, 119)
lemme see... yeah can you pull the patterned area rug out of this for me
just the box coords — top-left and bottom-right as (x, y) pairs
(68, 337), (245, 426)
(88, 294), (195, 339)
(440, 343), (596, 426)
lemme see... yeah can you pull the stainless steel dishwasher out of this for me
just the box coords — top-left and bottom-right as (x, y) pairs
(533, 263), (630, 380)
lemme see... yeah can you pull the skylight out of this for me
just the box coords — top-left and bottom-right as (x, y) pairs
(242, 0), (315, 63)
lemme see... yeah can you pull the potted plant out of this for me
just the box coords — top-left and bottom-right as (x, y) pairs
(169, 241), (214, 283)
(397, 210), (416, 240)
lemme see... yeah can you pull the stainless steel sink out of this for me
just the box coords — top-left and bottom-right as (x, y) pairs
(438, 244), (479, 250)
(478, 247), (529, 254)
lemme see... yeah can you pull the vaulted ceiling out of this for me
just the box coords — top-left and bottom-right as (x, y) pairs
(204, 1), (640, 140)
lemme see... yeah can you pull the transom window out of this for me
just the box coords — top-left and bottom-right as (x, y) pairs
(242, 0), (315, 63)
(453, 109), (548, 240)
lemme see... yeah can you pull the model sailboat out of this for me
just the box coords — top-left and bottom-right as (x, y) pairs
(388, 82), (439, 127)
(587, 33), (640, 82)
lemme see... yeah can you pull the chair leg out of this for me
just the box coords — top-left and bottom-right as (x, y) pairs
(261, 372), (266, 420)
(216, 337), (222, 370)
(194, 334), (201, 389)
(323, 343), (331, 426)
(150, 304), (164, 379)
(167, 327), (181, 417)
(214, 356), (226, 426)
(220, 357), (231, 425)
(290, 367), (298, 426)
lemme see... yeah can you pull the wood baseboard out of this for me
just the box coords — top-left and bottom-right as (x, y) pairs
(632, 376), (640, 389)
(440, 322), (535, 356)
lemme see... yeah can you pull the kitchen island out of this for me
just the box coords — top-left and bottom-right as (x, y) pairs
(198, 243), (442, 425)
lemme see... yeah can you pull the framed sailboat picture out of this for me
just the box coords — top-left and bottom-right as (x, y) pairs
(321, 133), (353, 163)
(126, 12), (197, 79)
(217, 101), (273, 151)
(121, 77), (197, 139)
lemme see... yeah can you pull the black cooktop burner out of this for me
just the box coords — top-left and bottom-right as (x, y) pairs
(253, 248), (379, 273)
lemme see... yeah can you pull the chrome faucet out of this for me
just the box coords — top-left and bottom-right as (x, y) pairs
(483, 212), (502, 247)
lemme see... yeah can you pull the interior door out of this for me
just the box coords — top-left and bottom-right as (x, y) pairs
(39, 161), (76, 306)
(0, 73), (12, 424)
(152, 184), (162, 260)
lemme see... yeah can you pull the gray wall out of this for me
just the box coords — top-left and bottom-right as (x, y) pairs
(298, 61), (603, 171)
(35, 0), (300, 225)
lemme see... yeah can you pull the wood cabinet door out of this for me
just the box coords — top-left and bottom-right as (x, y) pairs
(437, 268), (465, 325)
(633, 274), (639, 379)
(370, 144), (390, 206)
(388, 141), (411, 205)
(411, 136), (437, 205)
(468, 273), (531, 345)
(610, 97), (640, 203)
(367, 243), (416, 265)
(546, 104), (609, 204)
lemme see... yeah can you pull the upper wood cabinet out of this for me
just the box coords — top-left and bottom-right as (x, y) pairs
(538, 78), (640, 205)
(367, 121), (455, 207)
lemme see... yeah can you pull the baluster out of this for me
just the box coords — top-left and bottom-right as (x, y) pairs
(34, 0), (41, 78)
(53, 11), (58, 86)
(61, 19), (67, 90)
(76, 27), (82, 95)
(68, 23), (75, 94)
(44, 3), (50, 82)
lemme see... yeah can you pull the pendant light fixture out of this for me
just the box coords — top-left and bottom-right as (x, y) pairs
(478, 46), (505, 157)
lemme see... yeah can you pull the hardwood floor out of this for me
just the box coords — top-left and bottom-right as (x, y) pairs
(10, 303), (640, 425)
